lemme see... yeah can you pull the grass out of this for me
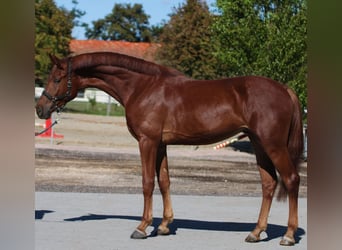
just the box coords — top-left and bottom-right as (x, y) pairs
(64, 101), (125, 116)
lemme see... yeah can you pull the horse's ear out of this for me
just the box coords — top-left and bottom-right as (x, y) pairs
(49, 54), (63, 69)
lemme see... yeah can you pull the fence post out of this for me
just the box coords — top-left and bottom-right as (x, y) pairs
(106, 94), (111, 116)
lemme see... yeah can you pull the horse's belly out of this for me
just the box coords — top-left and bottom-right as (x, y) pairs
(161, 94), (246, 145)
(161, 125), (242, 145)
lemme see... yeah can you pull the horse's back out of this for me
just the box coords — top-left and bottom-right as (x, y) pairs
(173, 75), (291, 117)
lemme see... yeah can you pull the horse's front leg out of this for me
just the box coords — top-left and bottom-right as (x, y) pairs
(130, 137), (158, 239)
(156, 144), (174, 235)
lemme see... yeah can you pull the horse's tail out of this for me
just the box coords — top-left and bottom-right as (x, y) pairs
(277, 87), (304, 201)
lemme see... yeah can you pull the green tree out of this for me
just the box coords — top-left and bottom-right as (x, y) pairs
(35, 0), (82, 86)
(156, 0), (218, 80)
(84, 3), (153, 42)
(212, 0), (266, 77)
(258, 0), (307, 108)
(212, 0), (307, 108)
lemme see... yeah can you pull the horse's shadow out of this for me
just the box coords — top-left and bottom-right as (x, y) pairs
(34, 212), (305, 243)
(230, 141), (254, 154)
(35, 210), (54, 219)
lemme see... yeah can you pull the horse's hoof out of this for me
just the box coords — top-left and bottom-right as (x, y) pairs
(280, 236), (295, 246)
(157, 226), (170, 236)
(245, 233), (260, 243)
(130, 229), (147, 239)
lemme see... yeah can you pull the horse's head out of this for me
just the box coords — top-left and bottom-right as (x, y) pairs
(36, 54), (77, 119)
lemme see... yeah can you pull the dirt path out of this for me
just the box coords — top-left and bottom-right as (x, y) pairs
(35, 113), (307, 197)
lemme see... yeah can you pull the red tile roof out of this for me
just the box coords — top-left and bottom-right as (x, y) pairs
(70, 40), (160, 62)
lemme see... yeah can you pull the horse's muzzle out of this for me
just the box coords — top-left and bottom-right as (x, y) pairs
(36, 104), (51, 119)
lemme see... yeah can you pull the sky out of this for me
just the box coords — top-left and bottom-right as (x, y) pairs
(55, 0), (216, 39)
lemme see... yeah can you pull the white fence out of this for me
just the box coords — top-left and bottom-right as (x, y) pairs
(35, 87), (119, 105)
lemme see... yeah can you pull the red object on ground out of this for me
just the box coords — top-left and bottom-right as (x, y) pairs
(37, 118), (64, 138)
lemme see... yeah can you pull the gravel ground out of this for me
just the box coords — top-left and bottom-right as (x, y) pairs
(35, 112), (307, 197)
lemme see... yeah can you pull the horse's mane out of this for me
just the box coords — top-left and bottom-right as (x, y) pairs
(69, 52), (184, 77)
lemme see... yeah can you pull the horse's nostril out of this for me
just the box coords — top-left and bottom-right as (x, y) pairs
(36, 105), (43, 118)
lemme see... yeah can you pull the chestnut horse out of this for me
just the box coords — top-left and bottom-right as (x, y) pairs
(36, 52), (303, 246)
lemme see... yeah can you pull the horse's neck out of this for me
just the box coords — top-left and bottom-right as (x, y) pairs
(72, 53), (186, 105)
(76, 64), (149, 106)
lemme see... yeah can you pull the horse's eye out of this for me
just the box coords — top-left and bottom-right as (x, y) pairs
(54, 78), (61, 84)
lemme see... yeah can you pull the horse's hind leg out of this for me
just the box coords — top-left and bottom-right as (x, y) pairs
(267, 147), (300, 246)
(156, 144), (174, 235)
(245, 147), (277, 243)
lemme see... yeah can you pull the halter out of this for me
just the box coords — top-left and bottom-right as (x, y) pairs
(42, 58), (73, 113)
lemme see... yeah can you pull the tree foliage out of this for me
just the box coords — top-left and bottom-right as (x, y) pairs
(156, 0), (218, 80)
(35, 0), (81, 86)
(212, 0), (307, 107)
(84, 3), (155, 42)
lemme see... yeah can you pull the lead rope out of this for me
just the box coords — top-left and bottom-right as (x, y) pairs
(35, 116), (60, 136)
